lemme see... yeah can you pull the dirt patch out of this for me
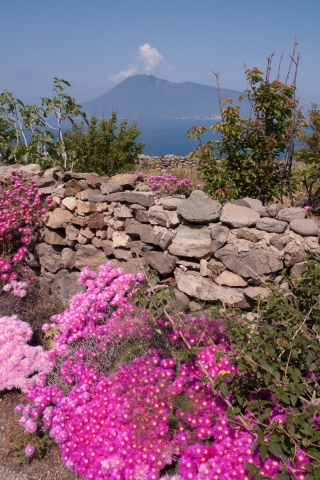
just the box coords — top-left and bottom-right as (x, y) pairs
(0, 390), (81, 480)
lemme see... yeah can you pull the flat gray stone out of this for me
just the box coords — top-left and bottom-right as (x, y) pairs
(276, 207), (307, 222)
(215, 245), (283, 279)
(256, 217), (288, 233)
(168, 225), (212, 259)
(103, 192), (155, 207)
(215, 270), (247, 287)
(108, 173), (138, 189)
(176, 190), (222, 224)
(220, 203), (260, 228)
(175, 271), (245, 306)
(162, 197), (184, 210)
(289, 219), (318, 236)
(100, 182), (124, 194)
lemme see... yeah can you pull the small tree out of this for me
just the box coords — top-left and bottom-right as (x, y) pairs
(0, 78), (87, 170)
(189, 45), (303, 205)
(63, 112), (145, 176)
(295, 104), (320, 207)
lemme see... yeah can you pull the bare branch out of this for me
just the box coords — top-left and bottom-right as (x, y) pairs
(213, 71), (224, 122)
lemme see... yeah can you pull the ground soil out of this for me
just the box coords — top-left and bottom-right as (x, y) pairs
(0, 390), (81, 480)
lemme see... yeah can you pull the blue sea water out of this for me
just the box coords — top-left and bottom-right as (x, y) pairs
(134, 119), (220, 157)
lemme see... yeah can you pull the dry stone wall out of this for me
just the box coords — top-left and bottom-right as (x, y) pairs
(2, 163), (319, 311)
(135, 154), (197, 170)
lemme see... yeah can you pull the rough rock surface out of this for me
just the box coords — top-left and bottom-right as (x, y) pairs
(276, 207), (307, 222)
(175, 271), (246, 306)
(220, 204), (260, 228)
(289, 219), (318, 236)
(74, 244), (107, 272)
(176, 190), (222, 223)
(215, 245), (283, 279)
(215, 271), (247, 287)
(51, 269), (85, 304)
(168, 225), (212, 259)
(144, 251), (177, 276)
(256, 217), (288, 233)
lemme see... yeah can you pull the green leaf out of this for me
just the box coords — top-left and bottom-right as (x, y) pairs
(219, 382), (229, 396)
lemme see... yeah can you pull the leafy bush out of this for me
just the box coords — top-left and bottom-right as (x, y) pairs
(0, 78), (86, 170)
(295, 104), (320, 207)
(63, 112), (145, 176)
(214, 260), (320, 478)
(188, 47), (304, 205)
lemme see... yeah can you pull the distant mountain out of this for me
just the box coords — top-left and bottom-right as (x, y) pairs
(82, 74), (249, 120)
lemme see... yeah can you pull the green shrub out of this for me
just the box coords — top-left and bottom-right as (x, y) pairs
(216, 261), (320, 477)
(64, 112), (145, 176)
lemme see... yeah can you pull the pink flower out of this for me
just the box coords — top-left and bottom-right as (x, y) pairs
(304, 205), (312, 211)
(25, 445), (35, 456)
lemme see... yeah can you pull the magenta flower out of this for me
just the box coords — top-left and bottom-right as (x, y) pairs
(25, 445), (35, 456)
(304, 205), (312, 211)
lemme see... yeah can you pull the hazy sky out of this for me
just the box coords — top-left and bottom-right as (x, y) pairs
(1, 0), (319, 107)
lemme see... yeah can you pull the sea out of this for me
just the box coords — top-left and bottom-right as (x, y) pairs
(128, 119), (220, 157)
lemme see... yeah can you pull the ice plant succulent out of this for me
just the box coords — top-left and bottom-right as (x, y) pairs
(13, 263), (315, 479)
(0, 315), (53, 392)
(138, 172), (199, 195)
(0, 170), (52, 295)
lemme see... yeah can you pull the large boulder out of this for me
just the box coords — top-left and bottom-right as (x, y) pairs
(176, 190), (222, 224)
(276, 207), (307, 222)
(74, 244), (107, 272)
(215, 245), (283, 279)
(220, 204), (260, 228)
(168, 225), (212, 259)
(144, 251), (177, 276)
(50, 269), (86, 305)
(289, 219), (318, 236)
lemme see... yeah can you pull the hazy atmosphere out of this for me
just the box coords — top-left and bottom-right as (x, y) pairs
(1, 0), (320, 106)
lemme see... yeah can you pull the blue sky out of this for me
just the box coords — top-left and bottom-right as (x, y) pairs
(1, 0), (319, 107)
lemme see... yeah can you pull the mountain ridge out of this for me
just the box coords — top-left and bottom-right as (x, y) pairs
(82, 74), (249, 120)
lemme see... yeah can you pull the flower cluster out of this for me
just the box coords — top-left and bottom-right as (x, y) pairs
(0, 315), (53, 392)
(0, 170), (52, 295)
(138, 172), (202, 195)
(13, 263), (314, 479)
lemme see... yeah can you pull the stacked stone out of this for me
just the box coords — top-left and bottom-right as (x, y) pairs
(1, 163), (319, 312)
(135, 154), (196, 170)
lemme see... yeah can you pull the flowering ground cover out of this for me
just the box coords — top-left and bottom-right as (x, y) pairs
(138, 172), (202, 195)
(0, 170), (52, 296)
(3, 262), (316, 479)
